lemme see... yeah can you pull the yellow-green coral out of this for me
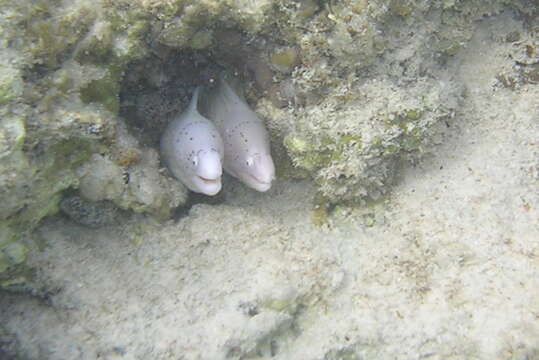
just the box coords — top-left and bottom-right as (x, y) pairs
(270, 47), (299, 73)
(25, 3), (96, 68)
(79, 72), (121, 114)
(281, 76), (458, 203)
(285, 134), (362, 174)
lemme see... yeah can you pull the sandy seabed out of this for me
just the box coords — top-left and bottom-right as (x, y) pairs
(1, 11), (538, 360)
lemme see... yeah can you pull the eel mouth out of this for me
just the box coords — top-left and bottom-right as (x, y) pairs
(248, 173), (272, 186)
(198, 176), (219, 184)
(247, 174), (272, 192)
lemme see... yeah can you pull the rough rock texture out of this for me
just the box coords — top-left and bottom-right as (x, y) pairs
(261, 0), (533, 203)
(0, 0), (188, 289)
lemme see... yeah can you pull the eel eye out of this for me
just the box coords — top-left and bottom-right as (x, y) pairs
(246, 157), (254, 167)
(192, 156), (198, 166)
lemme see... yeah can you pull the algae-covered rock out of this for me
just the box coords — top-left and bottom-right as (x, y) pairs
(60, 195), (121, 228)
(270, 47), (300, 74)
(0, 0), (165, 289)
(269, 76), (461, 203)
(0, 64), (23, 105)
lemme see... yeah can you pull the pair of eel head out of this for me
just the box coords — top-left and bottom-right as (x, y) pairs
(160, 76), (276, 196)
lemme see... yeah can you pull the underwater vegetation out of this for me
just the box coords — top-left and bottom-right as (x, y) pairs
(0, 0), (537, 290)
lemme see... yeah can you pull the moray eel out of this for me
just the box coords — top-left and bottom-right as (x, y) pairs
(160, 87), (224, 196)
(201, 76), (276, 192)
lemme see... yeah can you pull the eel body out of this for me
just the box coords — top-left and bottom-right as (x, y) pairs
(201, 77), (275, 192)
(160, 87), (224, 196)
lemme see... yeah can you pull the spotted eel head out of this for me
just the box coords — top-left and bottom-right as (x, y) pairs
(237, 152), (275, 192)
(189, 149), (223, 196)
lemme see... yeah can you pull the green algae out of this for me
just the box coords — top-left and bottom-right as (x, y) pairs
(285, 134), (363, 174)
(283, 135), (311, 154)
(189, 29), (214, 50)
(80, 73), (121, 114)
(1, 242), (28, 267)
(74, 23), (114, 65)
(0, 134), (96, 289)
(311, 206), (329, 227)
(270, 48), (299, 73)
(25, 5), (96, 69)
(0, 65), (23, 105)
(48, 137), (95, 173)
